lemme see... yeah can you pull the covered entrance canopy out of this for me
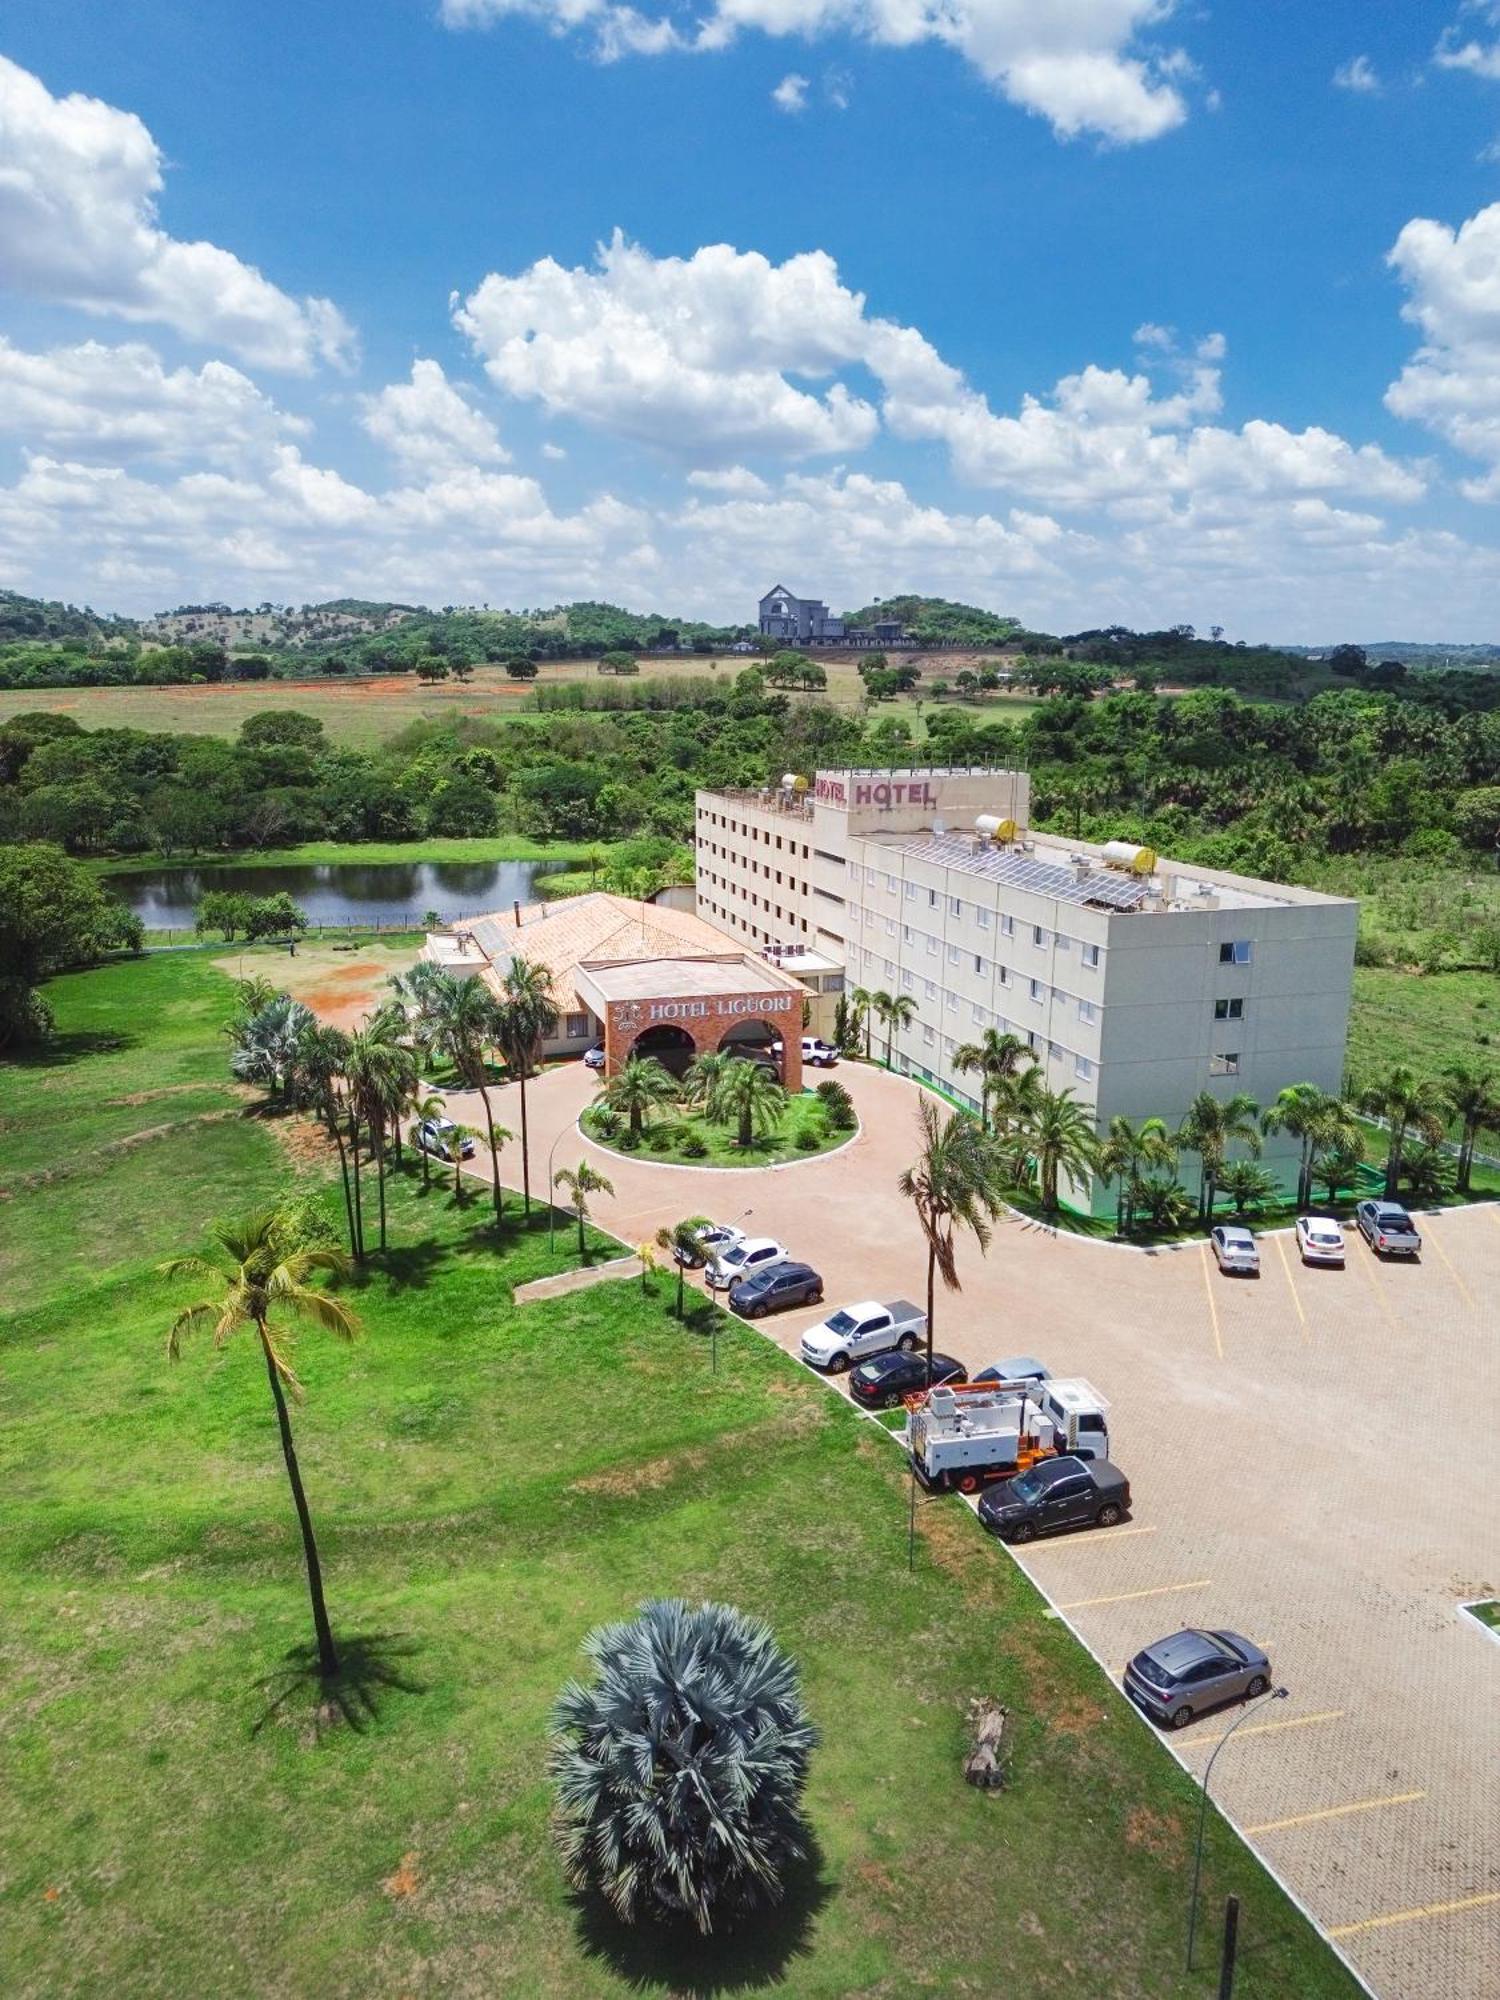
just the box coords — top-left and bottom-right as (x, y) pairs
(574, 954), (807, 1091)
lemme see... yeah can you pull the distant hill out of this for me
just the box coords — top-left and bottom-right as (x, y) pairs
(1282, 641), (1500, 670)
(142, 601), (419, 650)
(0, 589), (137, 645)
(842, 595), (1023, 646)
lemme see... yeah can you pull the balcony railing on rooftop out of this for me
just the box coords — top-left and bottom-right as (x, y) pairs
(704, 786), (814, 820)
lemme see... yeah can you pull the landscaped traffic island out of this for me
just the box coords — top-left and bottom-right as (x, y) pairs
(581, 1083), (855, 1167)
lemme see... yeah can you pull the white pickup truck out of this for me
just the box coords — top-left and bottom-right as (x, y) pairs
(799, 1299), (927, 1373)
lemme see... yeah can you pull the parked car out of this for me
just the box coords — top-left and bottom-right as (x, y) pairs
(1210, 1224), (1261, 1276)
(583, 1043), (606, 1071)
(671, 1221), (745, 1269)
(973, 1355), (1051, 1386)
(848, 1350), (967, 1410)
(729, 1261), (824, 1317)
(977, 1456), (1131, 1543)
(705, 1236), (790, 1292)
(1296, 1215), (1346, 1267)
(1124, 1629), (1273, 1730)
(799, 1299), (926, 1371)
(1355, 1199), (1422, 1258)
(414, 1117), (474, 1162)
(801, 1036), (840, 1068)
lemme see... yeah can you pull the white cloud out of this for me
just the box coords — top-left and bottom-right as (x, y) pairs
(359, 359), (508, 474)
(687, 465), (772, 495)
(1386, 200), (1500, 494)
(1333, 54), (1380, 93)
(0, 55), (355, 372)
(541, 441), (568, 460)
(441, 0), (1195, 144)
(772, 72), (810, 112)
(1434, 5), (1500, 80)
(0, 337), (301, 462)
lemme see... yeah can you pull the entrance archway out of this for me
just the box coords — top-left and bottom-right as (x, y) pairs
(719, 1018), (782, 1078)
(629, 1023), (697, 1078)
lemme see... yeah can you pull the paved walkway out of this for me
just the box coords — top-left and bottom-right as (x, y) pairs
(445, 1058), (1500, 2000)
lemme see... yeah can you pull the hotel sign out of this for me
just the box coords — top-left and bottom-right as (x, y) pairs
(815, 775), (937, 809)
(612, 992), (797, 1030)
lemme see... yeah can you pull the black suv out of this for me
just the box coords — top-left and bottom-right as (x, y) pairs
(728, 1261), (823, 1317)
(849, 1350), (967, 1410)
(977, 1456), (1130, 1542)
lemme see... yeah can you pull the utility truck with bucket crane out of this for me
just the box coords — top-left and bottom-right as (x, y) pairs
(907, 1379), (1112, 1494)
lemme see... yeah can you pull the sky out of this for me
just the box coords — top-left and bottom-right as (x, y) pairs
(4, 4), (1500, 639)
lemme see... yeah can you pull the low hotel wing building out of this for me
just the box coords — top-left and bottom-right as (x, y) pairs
(695, 768), (1358, 1213)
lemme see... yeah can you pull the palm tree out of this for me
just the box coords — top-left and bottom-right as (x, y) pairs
(849, 986), (876, 1061)
(550, 1598), (817, 1935)
(424, 969), (509, 1224)
(1095, 1113), (1175, 1237)
(553, 1159), (614, 1259)
(656, 1217), (711, 1318)
(952, 1028), (1031, 1134)
(989, 1060), (1044, 1178)
(682, 1049), (733, 1111)
(160, 1210), (359, 1681)
(1261, 1083), (1345, 1211)
(448, 1121), (481, 1199)
(410, 1090), (447, 1190)
(876, 992), (918, 1067)
(1442, 1062), (1500, 1194)
(1220, 1160), (1279, 1219)
(1357, 1064), (1446, 1199)
(298, 1021), (357, 1251)
(602, 1054), (679, 1143)
(1023, 1086), (1099, 1214)
(495, 956), (559, 1217)
(897, 1096), (1006, 1367)
(344, 1017), (415, 1255)
(708, 1056), (787, 1149)
(1130, 1175), (1196, 1233)
(1177, 1090), (1262, 1225)
(1403, 1139), (1456, 1206)
(228, 994), (316, 1105)
(1313, 1135), (1365, 1207)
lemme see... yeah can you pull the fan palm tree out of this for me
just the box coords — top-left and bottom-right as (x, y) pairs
(708, 1056), (787, 1148)
(298, 1021), (357, 1251)
(876, 992), (918, 1067)
(495, 956), (559, 1217)
(1441, 1062), (1500, 1194)
(656, 1216), (712, 1318)
(553, 1159), (614, 1260)
(424, 969), (510, 1223)
(1095, 1113), (1175, 1237)
(160, 1210), (359, 1681)
(1261, 1083), (1345, 1211)
(601, 1054), (679, 1143)
(897, 1096), (1006, 1366)
(952, 1028), (1031, 1134)
(228, 993), (316, 1105)
(682, 1049), (733, 1111)
(1357, 1064), (1446, 1199)
(1177, 1090), (1262, 1225)
(849, 986), (876, 1061)
(550, 1598), (817, 1935)
(1023, 1085), (1100, 1214)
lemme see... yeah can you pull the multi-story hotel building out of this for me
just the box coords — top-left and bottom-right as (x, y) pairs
(695, 767), (1358, 1213)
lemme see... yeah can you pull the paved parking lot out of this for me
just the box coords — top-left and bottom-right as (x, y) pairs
(460, 1060), (1500, 2000)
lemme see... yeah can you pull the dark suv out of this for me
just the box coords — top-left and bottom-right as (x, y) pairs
(977, 1457), (1130, 1543)
(849, 1350), (967, 1410)
(728, 1261), (823, 1317)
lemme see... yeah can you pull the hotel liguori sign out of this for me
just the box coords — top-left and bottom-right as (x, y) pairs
(611, 992), (797, 1031)
(815, 774), (937, 808)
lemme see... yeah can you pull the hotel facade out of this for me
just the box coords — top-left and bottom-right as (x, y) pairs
(695, 767), (1358, 1213)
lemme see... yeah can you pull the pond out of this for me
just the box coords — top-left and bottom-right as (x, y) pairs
(109, 857), (567, 929)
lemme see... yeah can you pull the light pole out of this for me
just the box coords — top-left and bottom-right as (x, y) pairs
(1187, 1685), (1289, 1971)
(545, 1123), (569, 1255)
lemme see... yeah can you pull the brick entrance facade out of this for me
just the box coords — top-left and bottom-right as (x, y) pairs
(602, 989), (804, 1093)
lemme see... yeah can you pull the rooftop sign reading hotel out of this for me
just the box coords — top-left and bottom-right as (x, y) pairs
(815, 775), (937, 808)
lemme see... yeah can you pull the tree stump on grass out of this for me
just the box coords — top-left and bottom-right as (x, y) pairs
(964, 1697), (1009, 1789)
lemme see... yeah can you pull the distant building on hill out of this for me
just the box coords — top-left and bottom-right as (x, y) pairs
(758, 585), (844, 643)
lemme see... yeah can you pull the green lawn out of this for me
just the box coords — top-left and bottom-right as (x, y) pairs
(90, 835), (605, 877)
(1464, 1600), (1500, 1632)
(582, 1091), (852, 1168)
(0, 954), (1362, 1999)
(1349, 965), (1500, 1086)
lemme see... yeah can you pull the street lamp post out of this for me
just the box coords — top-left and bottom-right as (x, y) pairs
(1187, 1685), (1289, 1971)
(545, 1124), (569, 1255)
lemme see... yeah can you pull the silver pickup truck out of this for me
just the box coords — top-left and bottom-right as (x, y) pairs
(1355, 1199), (1422, 1258)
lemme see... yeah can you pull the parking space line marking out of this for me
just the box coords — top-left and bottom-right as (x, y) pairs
(1426, 1227), (1477, 1312)
(1177, 1708), (1345, 1746)
(1022, 1525), (1158, 1552)
(1050, 1577), (1210, 1614)
(1328, 1889), (1500, 1940)
(1353, 1241), (1402, 1332)
(1199, 1248), (1225, 1361)
(1246, 1789), (1426, 1836)
(1273, 1233), (1311, 1344)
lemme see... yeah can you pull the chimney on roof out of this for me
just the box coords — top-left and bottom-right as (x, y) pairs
(513, 899), (521, 926)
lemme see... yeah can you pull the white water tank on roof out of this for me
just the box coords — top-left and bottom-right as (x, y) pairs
(975, 814), (1018, 844)
(1102, 840), (1157, 874)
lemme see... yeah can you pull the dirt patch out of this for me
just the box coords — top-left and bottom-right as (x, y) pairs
(1124, 1806), (1182, 1857)
(213, 944), (422, 1031)
(1049, 1692), (1108, 1736)
(571, 1446), (709, 1497)
(104, 1084), (214, 1109)
(270, 1115), (341, 1171)
(854, 1860), (899, 1899)
(382, 1852), (422, 1899)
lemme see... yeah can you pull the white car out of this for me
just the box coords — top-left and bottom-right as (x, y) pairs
(801, 1036), (841, 1068)
(1296, 1215), (1346, 1267)
(583, 1043), (606, 1070)
(414, 1117), (474, 1162)
(705, 1236), (790, 1292)
(1210, 1224), (1261, 1276)
(672, 1221), (745, 1269)
(799, 1298), (926, 1371)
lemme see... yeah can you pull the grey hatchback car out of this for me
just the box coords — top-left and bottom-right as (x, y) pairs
(1124, 1628), (1272, 1729)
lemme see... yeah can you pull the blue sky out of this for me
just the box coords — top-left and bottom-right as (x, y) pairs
(4, 2), (1500, 637)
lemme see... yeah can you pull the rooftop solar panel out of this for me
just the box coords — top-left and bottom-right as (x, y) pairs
(894, 835), (1148, 911)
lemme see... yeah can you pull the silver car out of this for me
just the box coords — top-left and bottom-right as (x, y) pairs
(1210, 1225), (1260, 1276)
(1125, 1628), (1272, 1729)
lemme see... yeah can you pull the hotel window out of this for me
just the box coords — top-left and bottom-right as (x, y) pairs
(944, 991), (957, 1012)
(973, 953), (984, 974)
(1001, 914), (1015, 938)
(885, 917), (896, 936)
(975, 907), (990, 929)
(950, 896), (962, 916)
(947, 944), (960, 965)
(928, 888), (938, 908)
(1214, 997), (1245, 1020)
(565, 1013), (589, 1039)
(1075, 1054), (1094, 1080)
(884, 873), (897, 892)
(1209, 1052), (1242, 1076)
(971, 1002), (986, 1023)
(1030, 978), (1044, 1003)
(924, 978), (937, 999)
(922, 1025), (935, 1046)
(1033, 924), (1046, 947)
(903, 924), (912, 944)
(1219, 940), (1253, 965)
(1082, 942), (1101, 968)
(905, 882), (917, 902)
(926, 934), (938, 956)
(1077, 998), (1096, 1024)
(902, 971), (915, 992)
(997, 965), (1009, 986)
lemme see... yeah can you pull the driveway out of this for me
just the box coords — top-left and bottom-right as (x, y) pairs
(451, 1058), (1500, 2000)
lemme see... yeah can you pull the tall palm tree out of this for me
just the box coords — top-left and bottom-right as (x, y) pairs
(897, 1096), (1006, 1367)
(344, 1017), (415, 1255)
(1441, 1062), (1500, 1194)
(552, 1159), (614, 1259)
(989, 1060), (1044, 1178)
(1024, 1085), (1100, 1214)
(877, 992), (918, 1067)
(298, 1021), (357, 1252)
(682, 1049), (733, 1111)
(708, 1056), (787, 1149)
(1261, 1083), (1344, 1211)
(495, 956), (559, 1217)
(1095, 1113), (1175, 1237)
(602, 1054), (679, 1143)
(425, 969), (510, 1224)
(952, 1028), (1031, 1134)
(1357, 1064), (1446, 1199)
(849, 986), (876, 1061)
(1177, 1089), (1262, 1225)
(160, 1210), (359, 1681)
(410, 1089), (448, 1190)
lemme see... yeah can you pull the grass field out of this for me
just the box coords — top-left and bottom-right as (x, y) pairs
(1349, 965), (1499, 1087)
(90, 836), (607, 878)
(581, 1090), (851, 1168)
(0, 949), (1361, 1999)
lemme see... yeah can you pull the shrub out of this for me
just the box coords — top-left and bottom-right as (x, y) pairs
(679, 1131), (709, 1159)
(590, 1106), (620, 1140)
(647, 1125), (677, 1153)
(795, 1125), (822, 1151)
(814, 1079), (856, 1130)
(550, 1598), (817, 1933)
